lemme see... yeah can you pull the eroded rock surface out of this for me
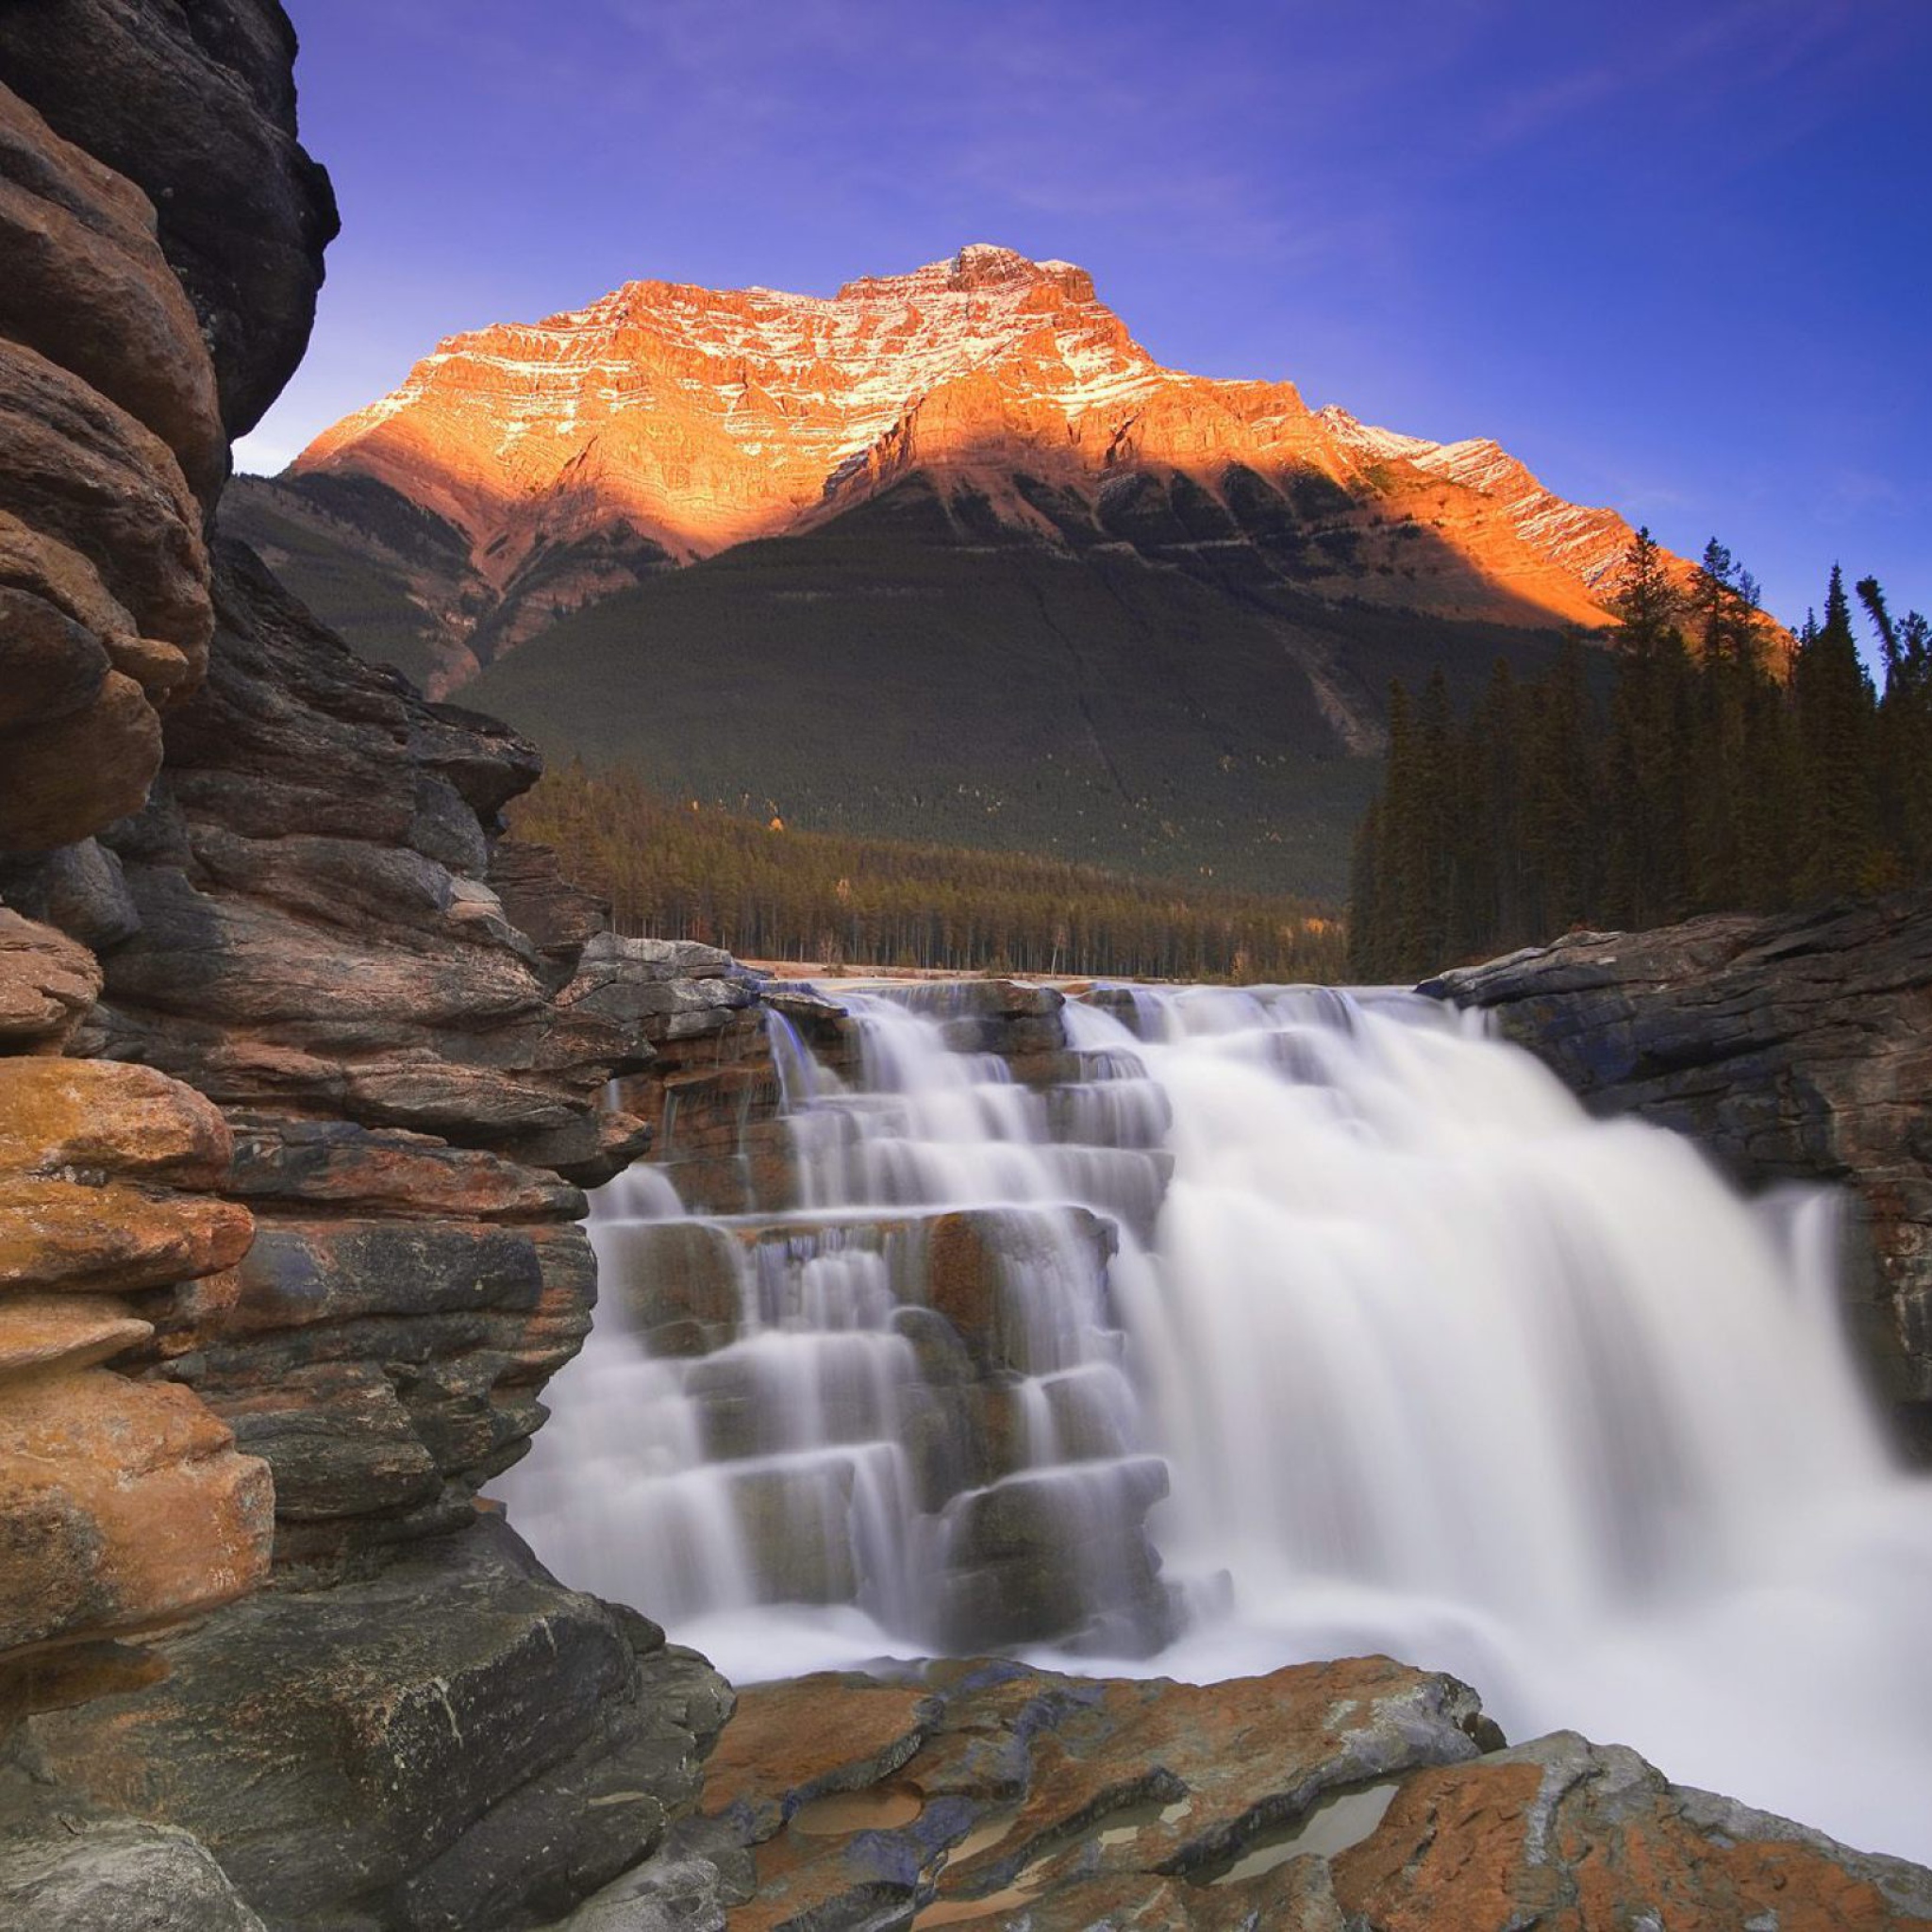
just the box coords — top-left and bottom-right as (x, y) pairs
(1424, 891), (1932, 1452)
(0, 0), (340, 443)
(625, 1654), (1932, 1931)
(0, 6), (732, 1924)
(34, 1518), (733, 1932)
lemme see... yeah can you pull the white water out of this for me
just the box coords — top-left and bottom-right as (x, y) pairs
(497, 983), (1932, 1864)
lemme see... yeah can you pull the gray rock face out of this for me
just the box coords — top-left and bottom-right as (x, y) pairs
(0, 0), (339, 442)
(1424, 890), (1932, 1452)
(0, 1813), (265, 1932)
(30, 1518), (735, 1932)
(0, 16), (736, 1928)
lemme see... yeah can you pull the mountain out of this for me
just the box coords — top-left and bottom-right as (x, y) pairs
(225, 244), (1684, 894)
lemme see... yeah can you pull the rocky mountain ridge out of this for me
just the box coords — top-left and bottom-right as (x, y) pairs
(246, 242), (1676, 695)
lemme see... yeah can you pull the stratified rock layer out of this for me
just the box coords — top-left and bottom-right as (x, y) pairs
(0, 0), (339, 441)
(33, 1519), (733, 1932)
(0, 8), (730, 1925)
(1425, 891), (1932, 1453)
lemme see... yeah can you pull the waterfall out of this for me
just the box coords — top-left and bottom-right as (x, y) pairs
(496, 981), (1932, 1862)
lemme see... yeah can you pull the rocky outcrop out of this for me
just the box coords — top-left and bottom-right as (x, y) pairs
(33, 1518), (731, 1931)
(1424, 891), (1932, 1453)
(0, 78), (221, 849)
(0, 0), (340, 442)
(0, 6), (729, 1924)
(590, 1654), (1931, 1932)
(4, 5), (1927, 1927)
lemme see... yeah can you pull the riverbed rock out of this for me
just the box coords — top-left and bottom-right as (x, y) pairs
(1424, 890), (1932, 1452)
(1330, 1729), (1932, 1930)
(691, 1655), (1493, 1930)
(680, 1657), (1932, 1931)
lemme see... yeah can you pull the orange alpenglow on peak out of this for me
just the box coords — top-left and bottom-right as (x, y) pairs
(288, 244), (1673, 636)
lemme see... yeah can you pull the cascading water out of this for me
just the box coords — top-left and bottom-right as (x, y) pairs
(496, 981), (1932, 1863)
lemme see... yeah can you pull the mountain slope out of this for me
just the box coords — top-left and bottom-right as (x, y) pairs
(457, 474), (1585, 898)
(224, 243), (1684, 893)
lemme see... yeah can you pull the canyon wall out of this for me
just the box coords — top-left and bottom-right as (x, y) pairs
(1425, 890), (1932, 1456)
(0, 8), (730, 1926)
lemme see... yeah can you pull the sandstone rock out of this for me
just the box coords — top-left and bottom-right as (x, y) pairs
(0, 908), (98, 1049)
(0, 1292), (150, 1381)
(0, 1056), (231, 1186)
(698, 1656), (1494, 1931)
(224, 1114), (585, 1222)
(684, 1657), (1932, 1929)
(87, 544), (658, 1182)
(180, 1210), (595, 1568)
(0, 582), (108, 729)
(0, 338), (210, 654)
(0, 669), (161, 855)
(33, 1518), (734, 1932)
(0, 1178), (250, 1297)
(1425, 890), (1932, 1451)
(1329, 1730), (1932, 1930)
(0, 80), (225, 500)
(489, 838), (611, 965)
(0, 1368), (272, 1656)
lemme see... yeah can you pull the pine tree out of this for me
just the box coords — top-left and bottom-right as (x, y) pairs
(1859, 575), (1932, 885)
(1790, 565), (1880, 898)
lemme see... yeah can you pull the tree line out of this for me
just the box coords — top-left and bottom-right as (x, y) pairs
(1349, 530), (1932, 981)
(515, 764), (1348, 983)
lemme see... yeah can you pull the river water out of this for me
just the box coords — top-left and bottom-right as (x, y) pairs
(495, 982), (1932, 1863)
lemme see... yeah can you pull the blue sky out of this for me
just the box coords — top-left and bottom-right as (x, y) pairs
(239, 0), (1932, 638)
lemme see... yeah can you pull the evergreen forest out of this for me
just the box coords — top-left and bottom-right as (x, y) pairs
(515, 766), (1348, 982)
(1348, 533), (1932, 981)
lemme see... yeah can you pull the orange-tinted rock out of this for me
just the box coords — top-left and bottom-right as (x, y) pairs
(285, 243), (1722, 673)
(686, 1656), (1494, 1932)
(0, 1056), (232, 1186)
(0, 666), (161, 854)
(0, 338), (210, 665)
(676, 1659), (1932, 1932)
(0, 1292), (150, 1381)
(0, 1367), (272, 1655)
(0, 908), (98, 1049)
(0, 82), (225, 501)
(704, 1674), (937, 1840)
(0, 1177), (251, 1296)
(1329, 1732), (1932, 1931)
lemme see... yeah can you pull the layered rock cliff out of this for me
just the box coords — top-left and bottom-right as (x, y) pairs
(1424, 890), (1932, 1456)
(0, 8), (731, 1925)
